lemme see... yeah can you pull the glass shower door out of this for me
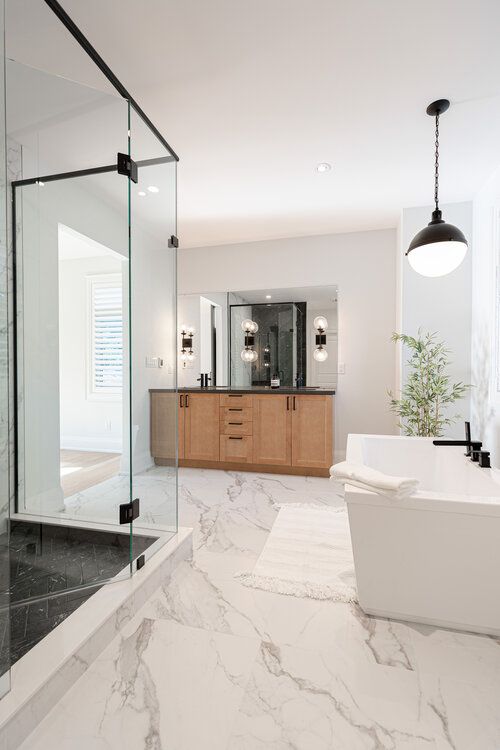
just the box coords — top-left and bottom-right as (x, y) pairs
(129, 106), (178, 562)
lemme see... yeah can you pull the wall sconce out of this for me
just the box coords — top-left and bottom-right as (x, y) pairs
(180, 326), (195, 363)
(241, 318), (258, 363)
(313, 315), (328, 362)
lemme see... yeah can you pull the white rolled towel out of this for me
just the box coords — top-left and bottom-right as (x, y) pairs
(330, 461), (419, 499)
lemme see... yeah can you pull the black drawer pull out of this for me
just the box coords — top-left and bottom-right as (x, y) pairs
(229, 436), (243, 440)
(228, 422), (243, 425)
(228, 408), (243, 411)
(228, 394), (243, 398)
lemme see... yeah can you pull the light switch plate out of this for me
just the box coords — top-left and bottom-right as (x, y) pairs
(338, 362), (345, 375)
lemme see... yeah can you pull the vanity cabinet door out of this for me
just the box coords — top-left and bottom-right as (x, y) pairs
(291, 395), (333, 469)
(184, 393), (220, 461)
(150, 392), (177, 461)
(252, 395), (291, 466)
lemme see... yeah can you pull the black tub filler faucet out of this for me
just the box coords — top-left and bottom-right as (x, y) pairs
(433, 421), (490, 468)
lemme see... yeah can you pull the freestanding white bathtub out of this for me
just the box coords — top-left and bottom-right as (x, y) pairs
(345, 434), (500, 636)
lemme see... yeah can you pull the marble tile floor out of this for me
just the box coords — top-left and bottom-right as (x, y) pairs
(17, 468), (500, 749)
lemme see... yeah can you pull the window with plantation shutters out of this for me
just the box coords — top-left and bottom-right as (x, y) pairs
(88, 274), (123, 396)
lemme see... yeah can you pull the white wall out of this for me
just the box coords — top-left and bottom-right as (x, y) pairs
(399, 202), (473, 438)
(471, 167), (500, 465)
(59, 254), (124, 452)
(178, 291), (229, 387)
(178, 229), (398, 456)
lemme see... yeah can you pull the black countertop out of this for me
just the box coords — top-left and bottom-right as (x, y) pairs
(150, 386), (336, 395)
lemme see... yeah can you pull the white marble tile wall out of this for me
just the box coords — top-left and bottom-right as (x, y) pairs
(16, 468), (500, 749)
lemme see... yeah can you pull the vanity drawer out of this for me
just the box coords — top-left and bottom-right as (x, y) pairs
(220, 394), (253, 408)
(220, 406), (253, 422)
(221, 419), (253, 436)
(220, 435), (253, 463)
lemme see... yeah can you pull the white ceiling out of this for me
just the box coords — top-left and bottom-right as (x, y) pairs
(9, 0), (500, 248)
(58, 224), (123, 260)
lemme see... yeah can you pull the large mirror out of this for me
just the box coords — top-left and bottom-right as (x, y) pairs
(178, 285), (338, 389)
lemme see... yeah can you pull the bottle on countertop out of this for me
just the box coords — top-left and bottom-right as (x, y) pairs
(271, 372), (280, 389)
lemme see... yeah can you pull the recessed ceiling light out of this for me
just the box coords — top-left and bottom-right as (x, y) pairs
(147, 185), (159, 193)
(316, 162), (331, 173)
(265, 295), (272, 299)
(138, 191), (146, 197)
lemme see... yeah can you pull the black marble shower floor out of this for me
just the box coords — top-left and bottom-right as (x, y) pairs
(0, 520), (157, 669)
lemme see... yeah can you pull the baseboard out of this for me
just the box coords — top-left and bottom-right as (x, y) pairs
(177, 458), (330, 477)
(61, 436), (122, 453)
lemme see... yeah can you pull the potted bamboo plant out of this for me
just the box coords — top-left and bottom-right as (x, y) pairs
(388, 330), (469, 437)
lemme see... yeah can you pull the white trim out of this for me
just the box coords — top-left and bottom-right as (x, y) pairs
(60, 436), (122, 453)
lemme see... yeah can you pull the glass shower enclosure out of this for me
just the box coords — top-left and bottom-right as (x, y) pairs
(0, 0), (178, 692)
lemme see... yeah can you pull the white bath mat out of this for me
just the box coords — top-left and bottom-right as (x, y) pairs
(236, 504), (357, 602)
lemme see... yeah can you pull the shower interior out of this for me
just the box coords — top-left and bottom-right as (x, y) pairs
(0, 0), (178, 692)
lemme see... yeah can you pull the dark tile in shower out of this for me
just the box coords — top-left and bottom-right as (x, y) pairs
(1, 521), (157, 668)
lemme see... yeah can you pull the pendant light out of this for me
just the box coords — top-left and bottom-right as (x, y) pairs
(406, 99), (468, 277)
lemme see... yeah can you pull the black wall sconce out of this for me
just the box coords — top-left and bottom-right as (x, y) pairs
(313, 315), (328, 362)
(180, 326), (195, 363)
(241, 318), (258, 363)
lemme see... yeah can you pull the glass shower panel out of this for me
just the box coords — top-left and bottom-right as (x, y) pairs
(129, 106), (178, 561)
(0, 0), (10, 697)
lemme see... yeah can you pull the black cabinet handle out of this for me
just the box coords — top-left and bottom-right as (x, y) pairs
(228, 408), (243, 411)
(185, 394), (189, 407)
(286, 396), (290, 410)
(228, 394), (243, 398)
(228, 422), (243, 425)
(229, 436), (243, 440)
(293, 396), (296, 410)
(180, 394), (184, 407)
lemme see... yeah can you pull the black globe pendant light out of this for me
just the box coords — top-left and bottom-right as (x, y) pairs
(406, 99), (468, 277)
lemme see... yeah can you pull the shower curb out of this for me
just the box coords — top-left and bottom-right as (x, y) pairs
(0, 527), (193, 750)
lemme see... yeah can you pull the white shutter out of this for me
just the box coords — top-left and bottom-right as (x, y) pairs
(89, 275), (123, 395)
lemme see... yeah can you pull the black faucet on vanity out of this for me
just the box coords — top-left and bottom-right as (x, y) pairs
(433, 422), (490, 468)
(197, 373), (212, 388)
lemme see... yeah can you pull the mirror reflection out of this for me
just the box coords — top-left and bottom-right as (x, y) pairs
(178, 285), (338, 390)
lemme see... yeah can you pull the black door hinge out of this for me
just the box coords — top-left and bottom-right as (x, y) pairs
(168, 235), (179, 248)
(119, 497), (140, 524)
(136, 554), (146, 571)
(117, 152), (138, 184)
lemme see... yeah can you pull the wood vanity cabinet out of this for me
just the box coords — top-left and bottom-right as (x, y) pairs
(252, 394), (291, 466)
(182, 392), (220, 461)
(291, 394), (333, 469)
(151, 390), (334, 476)
(150, 391), (177, 463)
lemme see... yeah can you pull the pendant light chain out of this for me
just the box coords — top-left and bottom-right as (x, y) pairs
(434, 113), (440, 211)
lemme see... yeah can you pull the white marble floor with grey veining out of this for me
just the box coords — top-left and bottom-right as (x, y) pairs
(18, 468), (500, 750)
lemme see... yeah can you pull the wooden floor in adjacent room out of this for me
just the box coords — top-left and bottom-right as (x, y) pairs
(60, 450), (121, 498)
